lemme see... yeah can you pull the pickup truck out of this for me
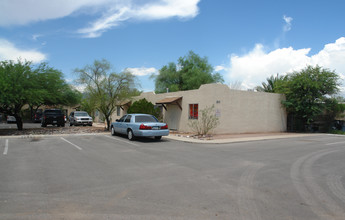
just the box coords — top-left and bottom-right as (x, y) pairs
(41, 109), (65, 127)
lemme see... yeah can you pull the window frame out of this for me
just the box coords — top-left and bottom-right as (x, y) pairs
(188, 104), (199, 120)
(116, 106), (121, 116)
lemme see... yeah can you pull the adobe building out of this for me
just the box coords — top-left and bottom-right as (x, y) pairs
(113, 83), (287, 134)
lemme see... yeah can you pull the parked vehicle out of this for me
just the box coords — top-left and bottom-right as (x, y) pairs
(69, 111), (93, 126)
(41, 109), (65, 127)
(33, 112), (42, 123)
(7, 116), (16, 124)
(110, 114), (169, 140)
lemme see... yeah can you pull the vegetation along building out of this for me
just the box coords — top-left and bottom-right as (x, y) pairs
(112, 83), (287, 134)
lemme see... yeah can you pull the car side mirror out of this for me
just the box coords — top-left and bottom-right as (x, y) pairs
(116, 119), (119, 122)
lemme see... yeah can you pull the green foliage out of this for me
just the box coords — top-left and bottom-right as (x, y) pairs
(127, 98), (161, 119)
(152, 51), (224, 93)
(330, 129), (345, 135)
(0, 60), (32, 114)
(74, 59), (138, 130)
(188, 105), (220, 135)
(79, 93), (97, 118)
(255, 74), (287, 93)
(273, 65), (340, 129)
(0, 59), (79, 130)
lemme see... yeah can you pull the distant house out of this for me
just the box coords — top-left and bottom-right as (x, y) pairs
(112, 83), (287, 134)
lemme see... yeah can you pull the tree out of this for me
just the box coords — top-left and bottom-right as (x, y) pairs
(127, 98), (161, 119)
(276, 65), (340, 130)
(27, 63), (82, 118)
(74, 59), (137, 130)
(0, 60), (33, 130)
(0, 60), (77, 130)
(152, 51), (224, 93)
(255, 74), (286, 93)
(79, 93), (98, 118)
(188, 105), (220, 135)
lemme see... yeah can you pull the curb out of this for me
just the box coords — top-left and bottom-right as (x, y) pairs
(165, 133), (321, 144)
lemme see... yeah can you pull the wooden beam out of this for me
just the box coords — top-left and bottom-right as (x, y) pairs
(176, 102), (182, 110)
(161, 104), (167, 111)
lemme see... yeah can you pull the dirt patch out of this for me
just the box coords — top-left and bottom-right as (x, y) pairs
(0, 125), (108, 136)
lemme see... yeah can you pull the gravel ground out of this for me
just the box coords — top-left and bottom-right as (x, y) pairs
(0, 124), (108, 136)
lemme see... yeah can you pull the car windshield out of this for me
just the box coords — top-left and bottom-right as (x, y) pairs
(135, 115), (158, 123)
(75, 112), (89, 116)
(45, 110), (61, 115)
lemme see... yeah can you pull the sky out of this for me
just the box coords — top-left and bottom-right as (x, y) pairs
(1, 0), (345, 94)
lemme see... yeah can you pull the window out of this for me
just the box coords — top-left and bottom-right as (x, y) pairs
(189, 104), (198, 119)
(135, 115), (158, 123)
(118, 115), (127, 122)
(125, 115), (132, 123)
(117, 106), (121, 116)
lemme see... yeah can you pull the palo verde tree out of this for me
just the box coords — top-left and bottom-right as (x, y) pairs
(275, 65), (340, 130)
(152, 51), (224, 93)
(74, 59), (137, 130)
(0, 59), (79, 130)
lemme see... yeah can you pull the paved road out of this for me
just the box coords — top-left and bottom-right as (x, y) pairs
(0, 134), (345, 219)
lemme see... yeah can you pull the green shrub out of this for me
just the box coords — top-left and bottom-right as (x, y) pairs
(127, 98), (161, 119)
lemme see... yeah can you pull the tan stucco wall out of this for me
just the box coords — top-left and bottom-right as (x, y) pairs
(111, 83), (287, 134)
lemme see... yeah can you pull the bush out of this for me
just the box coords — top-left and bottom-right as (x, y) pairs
(127, 98), (161, 119)
(188, 105), (219, 135)
(330, 129), (345, 135)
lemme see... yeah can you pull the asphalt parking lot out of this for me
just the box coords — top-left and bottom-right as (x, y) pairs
(0, 133), (345, 219)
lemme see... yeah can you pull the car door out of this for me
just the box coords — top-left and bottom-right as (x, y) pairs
(116, 115), (127, 134)
(123, 115), (132, 133)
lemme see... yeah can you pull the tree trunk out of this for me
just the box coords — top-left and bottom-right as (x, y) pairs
(105, 117), (110, 131)
(15, 116), (23, 130)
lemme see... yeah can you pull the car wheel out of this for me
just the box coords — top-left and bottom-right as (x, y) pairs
(154, 136), (162, 140)
(127, 129), (135, 141)
(111, 126), (116, 136)
(70, 122), (73, 126)
(61, 123), (65, 127)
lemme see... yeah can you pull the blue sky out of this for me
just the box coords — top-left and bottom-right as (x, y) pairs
(1, 0), (345, 93)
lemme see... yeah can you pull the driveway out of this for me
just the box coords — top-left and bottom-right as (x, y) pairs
(0, 134), (345, 219)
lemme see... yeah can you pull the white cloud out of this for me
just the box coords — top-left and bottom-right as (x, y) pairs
(0, 0), (200, 38)
(283, 15), (293, 32)
(225, 37), (345, 90)
(78, 0), (200, 38)
(125, 67), (158, 76)
(32, 34), (42, 41)
(0, 0), (109, 26)
(214, 65), (227, 72)
(0, 38), (46, 63)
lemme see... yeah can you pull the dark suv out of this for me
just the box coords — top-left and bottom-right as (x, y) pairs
(33, 112), (42, 123)
(41, 109), (65, 127)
